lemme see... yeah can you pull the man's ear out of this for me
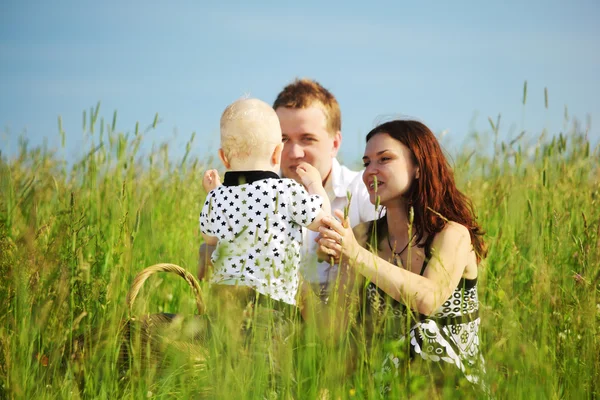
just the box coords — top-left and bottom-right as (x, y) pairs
(271, 142), (284, 166)
(218, 148), (231, 169)
(331, 131), (342, 158)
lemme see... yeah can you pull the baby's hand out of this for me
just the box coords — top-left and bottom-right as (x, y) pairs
(296, 162), (323, 193)
(202, 169), (222, 192)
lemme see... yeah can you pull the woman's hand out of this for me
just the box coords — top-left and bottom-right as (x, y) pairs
(318, 209), (360, 261)
(315, 236), (339, 265)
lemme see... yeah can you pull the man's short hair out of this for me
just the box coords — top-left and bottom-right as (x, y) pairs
(273, 78), (341, 136)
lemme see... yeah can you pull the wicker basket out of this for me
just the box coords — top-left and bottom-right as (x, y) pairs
(126, 263), (205, 316)
(65, 263), (212, 397)
(120, 263), (210, 370)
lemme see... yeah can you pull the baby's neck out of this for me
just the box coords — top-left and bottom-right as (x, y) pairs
(229, 160), (279, 174)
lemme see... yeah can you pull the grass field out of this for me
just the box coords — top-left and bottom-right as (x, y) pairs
(0, 106), (598, 399)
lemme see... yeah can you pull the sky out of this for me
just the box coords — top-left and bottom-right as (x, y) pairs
(1, 0), (599, 169)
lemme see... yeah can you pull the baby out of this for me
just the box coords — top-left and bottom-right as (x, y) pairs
(200, 98), (330, 306)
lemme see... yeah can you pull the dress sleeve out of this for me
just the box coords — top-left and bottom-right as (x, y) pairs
(199, 192), (215, 236)
(285, 180), (324, 227)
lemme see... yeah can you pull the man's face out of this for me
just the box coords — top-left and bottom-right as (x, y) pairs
(275, 106), (341, 184)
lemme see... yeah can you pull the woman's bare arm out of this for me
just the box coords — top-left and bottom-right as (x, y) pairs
(320, 213), (475, 316)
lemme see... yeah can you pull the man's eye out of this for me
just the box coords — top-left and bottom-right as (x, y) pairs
(304, 137), (316, 142)
(363, 161), (370, 167)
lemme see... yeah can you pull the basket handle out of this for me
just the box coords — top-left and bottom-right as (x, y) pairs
(126, 263), (205, 315)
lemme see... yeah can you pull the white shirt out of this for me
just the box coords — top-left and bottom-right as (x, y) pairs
(300, 158), (379, 284)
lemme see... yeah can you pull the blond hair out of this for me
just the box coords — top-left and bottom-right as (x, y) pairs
(220, 98), (281, 161)
(272, 78), (341, 136)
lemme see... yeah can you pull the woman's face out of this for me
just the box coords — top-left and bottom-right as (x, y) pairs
(362, 132), (419, 207)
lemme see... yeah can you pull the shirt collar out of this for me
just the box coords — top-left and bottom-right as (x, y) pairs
(327, 158), (355, 198)
(223, 170), (279, 186)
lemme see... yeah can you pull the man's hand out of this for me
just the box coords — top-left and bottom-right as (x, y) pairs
(202, 169), (222, 193)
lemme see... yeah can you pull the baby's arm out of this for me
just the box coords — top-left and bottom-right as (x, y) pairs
(199, 183), (220, 247)
(296, 162), (330, 232)
(201, 169), (222, 246)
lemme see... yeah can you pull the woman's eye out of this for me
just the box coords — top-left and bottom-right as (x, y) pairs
(363, 161), (370, 167)
(282, 137), (289, 143)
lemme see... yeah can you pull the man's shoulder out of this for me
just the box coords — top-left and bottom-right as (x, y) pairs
(331, 158), (362, 193)
(334, 162), (381, 224)
(335, 162), (361, 182)
(342, 167), (369, 196)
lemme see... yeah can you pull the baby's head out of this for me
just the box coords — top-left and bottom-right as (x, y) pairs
(219, 98), (283, 171)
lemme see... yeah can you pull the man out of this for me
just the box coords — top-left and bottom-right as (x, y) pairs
(199, 78), (378, 298)
(272, 79), (377, 298)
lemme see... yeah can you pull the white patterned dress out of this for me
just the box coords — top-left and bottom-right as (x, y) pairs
(364, 254), (486, 387)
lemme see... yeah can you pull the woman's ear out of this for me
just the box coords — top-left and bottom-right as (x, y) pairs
(415, 167), (420, 180)
(271, 142), (284, 166)
(218, 148), (231, 169)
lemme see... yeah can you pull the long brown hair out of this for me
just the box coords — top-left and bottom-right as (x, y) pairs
(367, 120), (487, 261)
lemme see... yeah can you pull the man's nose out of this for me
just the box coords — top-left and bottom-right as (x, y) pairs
(287, 143), (304, 159)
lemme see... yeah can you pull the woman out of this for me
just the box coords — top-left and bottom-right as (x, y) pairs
(317, 119), (487, 385)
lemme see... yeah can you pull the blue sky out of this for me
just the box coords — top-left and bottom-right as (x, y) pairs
(1, 0), (598, 168)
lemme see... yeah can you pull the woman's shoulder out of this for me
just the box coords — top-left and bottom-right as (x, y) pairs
(439, 221), (470, 238)
(432, 221), (478, 276)
(430, 221), (472, 249)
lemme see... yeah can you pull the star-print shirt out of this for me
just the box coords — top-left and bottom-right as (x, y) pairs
(200, 170), (324, 305)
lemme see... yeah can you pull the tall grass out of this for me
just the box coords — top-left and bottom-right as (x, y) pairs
(0, 105), (598, 399)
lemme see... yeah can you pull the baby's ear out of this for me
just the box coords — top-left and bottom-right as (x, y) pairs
(271, 142), (284, 166)
(218, 148), (231, 169)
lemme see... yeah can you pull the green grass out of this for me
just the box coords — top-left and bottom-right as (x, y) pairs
(0, 107), (598, 399)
